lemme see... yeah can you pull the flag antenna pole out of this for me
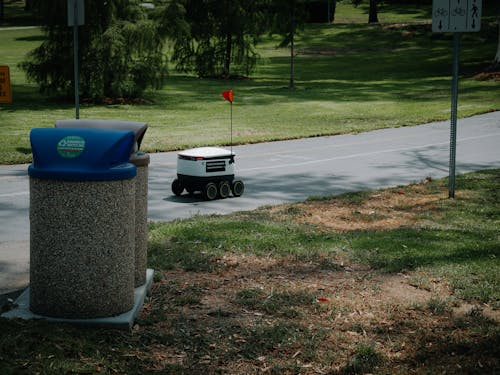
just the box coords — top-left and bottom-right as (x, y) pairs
(222, 89), (234, 159)
(230, 100), (233, 156)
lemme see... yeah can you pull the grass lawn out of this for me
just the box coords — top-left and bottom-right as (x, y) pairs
(0, 3), (499, 164)
(1, 2), (498, 373)
(1, 169), (499, 373)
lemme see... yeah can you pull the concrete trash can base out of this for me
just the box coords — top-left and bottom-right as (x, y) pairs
(30, 179), (135, 318)
(28, 128), (137, 319)
(130, 152), (150, 287)
(55, 120), (150, 288)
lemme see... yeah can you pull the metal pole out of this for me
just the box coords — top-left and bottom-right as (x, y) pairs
(73, 1), (80, 119)
(449, 32), (460, 198)
(230, 102), (233, 155)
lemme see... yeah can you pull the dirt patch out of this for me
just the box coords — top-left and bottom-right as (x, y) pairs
(141, 250), (498, 373)
(453, 303), (500, 322)
(139, 180), (498, 373)
(142, 254), (500, 374)
(151, 254), (444, 319)
(472, 71), (500, 82)
(271, 179), (446, 232)
(298, 46), (392, 56)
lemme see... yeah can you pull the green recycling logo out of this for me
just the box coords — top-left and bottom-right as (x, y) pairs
(57, 136), (85, 158)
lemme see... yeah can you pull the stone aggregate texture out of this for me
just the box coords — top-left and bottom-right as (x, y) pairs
(131, 153), (150, 287)
(29, 177), (136, 319)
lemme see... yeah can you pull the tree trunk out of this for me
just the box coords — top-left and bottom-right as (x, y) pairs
(224, 32), (232, 77)
(368, 0), (379, 24)
(25, 0), (34, 11)
(328, 0), (337, 23)
(289, 31), (295, 89)
(289, 4), (295, 89)
(495, 16), (500, 65)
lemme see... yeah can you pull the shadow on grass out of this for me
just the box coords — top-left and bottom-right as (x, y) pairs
(348, 228), (499, 271)
(4, 22), (497, 112)
(404, 316), (500, 373)
(15, 147), (31, 155)
(2, 84), (71, 112)
(1, 170), (499, 373)
(15, 35), (45, 42)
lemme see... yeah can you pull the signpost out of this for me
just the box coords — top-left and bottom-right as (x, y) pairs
(68, 0), (84, 119)
(0, 66), (12, 104)
(432, 0), (482, 198)
(432, 0), (482, 33)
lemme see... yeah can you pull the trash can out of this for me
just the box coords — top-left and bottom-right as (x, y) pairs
(54, 119), (148, 151)
(55, 120), (150, 287)
(129, 151), (150, 286)
(28, 128), (137, 319)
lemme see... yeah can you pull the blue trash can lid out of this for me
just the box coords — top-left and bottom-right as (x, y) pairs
(55, 119), (148, 152)
(28, 128), (137, 181)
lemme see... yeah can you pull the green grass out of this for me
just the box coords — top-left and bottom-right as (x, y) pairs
(333, 0), (499, 24)
(148, 212), (342, 272)
(236, 287), (318, 317)
(347, 170), (500, 306)
(0, 169), (499, 373)
(149, 169), (500, 307)
(0, 5), (499, 164)
(342, 342), (385, 375)
(333, 1), (432, 24)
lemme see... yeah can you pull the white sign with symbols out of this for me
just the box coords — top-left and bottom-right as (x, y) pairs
(432, 0), (482, 33)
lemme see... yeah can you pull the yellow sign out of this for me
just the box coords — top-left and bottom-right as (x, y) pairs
(0, 66), (13, 103)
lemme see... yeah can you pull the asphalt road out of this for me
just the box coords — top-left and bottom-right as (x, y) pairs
(1, 112), (499, 294)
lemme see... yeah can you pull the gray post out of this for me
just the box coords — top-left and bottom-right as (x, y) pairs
(449, 32), (460, 198)
(73, 2), (80, 119)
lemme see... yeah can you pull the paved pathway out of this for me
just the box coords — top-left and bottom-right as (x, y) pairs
(1, 112), (499, 294)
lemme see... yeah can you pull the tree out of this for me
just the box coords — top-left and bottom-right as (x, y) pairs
(368, 0), (379, 24)
(494, 15), (500, 68)
(20, 0), (167, 100)
(161, 0), (267, 78)
(268, 0), (309, 89)
(25, 0), (34, 11)
(351, 0), (379, 24)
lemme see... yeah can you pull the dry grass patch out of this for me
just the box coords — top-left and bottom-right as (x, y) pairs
(1, 173), (498, 374)
(139, 249), (497, 373)
(271, 179), (446, 232)
(139, 175), (499, 373)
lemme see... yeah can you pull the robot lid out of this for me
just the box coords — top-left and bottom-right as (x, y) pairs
(178, 147), (234, 160)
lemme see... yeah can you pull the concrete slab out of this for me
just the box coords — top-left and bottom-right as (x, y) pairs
(1, 268), (154, 330)
(0, 240), (29, 295)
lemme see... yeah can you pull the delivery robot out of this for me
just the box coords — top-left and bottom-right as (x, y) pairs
(171, 146), (244, 200)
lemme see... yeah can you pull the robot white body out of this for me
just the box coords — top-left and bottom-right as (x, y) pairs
(172, 147), (244, 200)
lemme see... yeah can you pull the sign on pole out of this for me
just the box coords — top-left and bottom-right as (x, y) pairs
(432, 0), (482, 198)
(68, 0), (84, 119)
(68, 0), (84, 26)
(432, 0), (482, 33)
(0, 66), (12, 103)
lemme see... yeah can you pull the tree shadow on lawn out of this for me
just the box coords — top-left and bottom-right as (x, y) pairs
(2, 84), (72, 112)
(146, 167), (499, 372)
(2, 170), (499, 373)
(15, 35), (45, 42)
(141, 247), (499, 373)
(348, 227), (499, 272)
(1, 261), (498, 374)
(240, 76), (453, 105)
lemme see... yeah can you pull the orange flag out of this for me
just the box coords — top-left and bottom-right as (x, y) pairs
(222, 90), (233, 103)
